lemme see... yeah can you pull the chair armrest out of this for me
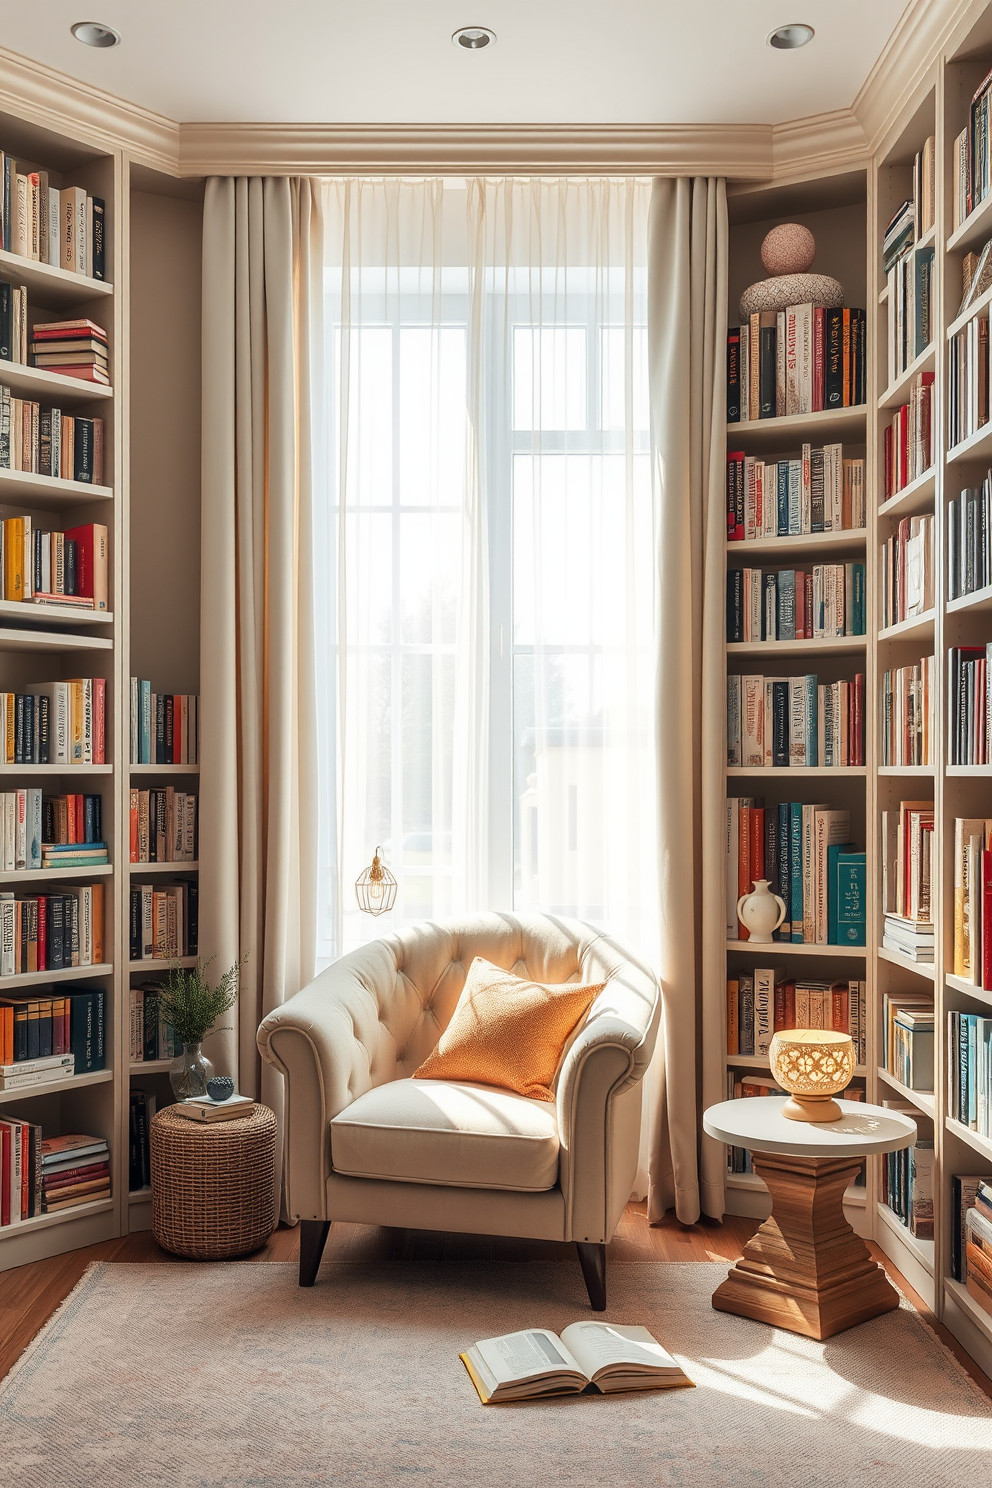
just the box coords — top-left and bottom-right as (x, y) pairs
(556, 977), (660, 1244)
(257, 952), (393, 1220)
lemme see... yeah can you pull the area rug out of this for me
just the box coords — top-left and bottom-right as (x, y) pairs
(2, 1260), (991, 1487)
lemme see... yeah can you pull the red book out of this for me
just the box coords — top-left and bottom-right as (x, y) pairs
(983, 848), (992, 992)
(62, 525), (108, 612)
(44, 1162), (110, 1192)
(63, 995), (70, 1051)
(773, 980), (787, 1032)
(93, 677), (105, 764)
(738, 807), (752, 940)
(831, 983), (849, 1033)
(0, 1123), (9, 1226)
(36, 365), (109, 385)
(784, 980), (796, 1029)
(812, 307), (825, 412)
(74, 794), (84, 844)
(36, 894), (46, 971)
(751, 807), (764, 890)
(727, 451), (745, 542)
(130, 790), (138, 863)
(92, 419), (104, 486)
(31, 319), (107, 341)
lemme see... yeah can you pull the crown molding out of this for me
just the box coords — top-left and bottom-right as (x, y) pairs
(770, 109), (869, 182)
(0, 44), (178, 173)
(176, 120), (775, 179)
(853, 0), (973, 153)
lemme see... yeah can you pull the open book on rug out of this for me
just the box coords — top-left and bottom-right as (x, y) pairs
(460, 1321), (694, 1404)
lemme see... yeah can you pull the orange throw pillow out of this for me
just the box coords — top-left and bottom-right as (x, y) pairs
(413, 956), (604, 1103)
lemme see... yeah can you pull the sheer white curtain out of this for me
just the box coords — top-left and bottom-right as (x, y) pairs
(314, 178), (657, 975)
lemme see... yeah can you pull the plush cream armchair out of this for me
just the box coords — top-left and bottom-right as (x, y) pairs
(256, 912), (660, 1309)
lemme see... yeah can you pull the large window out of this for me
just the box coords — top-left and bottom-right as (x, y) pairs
(314, 179), (657, 965)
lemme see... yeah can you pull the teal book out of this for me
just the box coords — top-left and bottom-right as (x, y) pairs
(851, 563), (865, 636)
(790, 803), (804, 943)
(804, 674), (818, 766)
(829, 847), (865, 945)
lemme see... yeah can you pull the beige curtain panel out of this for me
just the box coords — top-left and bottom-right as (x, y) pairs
(199, 177), (323, 1210)
(643, 175), (729, 1224)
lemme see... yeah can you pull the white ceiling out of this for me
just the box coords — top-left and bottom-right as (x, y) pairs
(0, 1), (910, 126)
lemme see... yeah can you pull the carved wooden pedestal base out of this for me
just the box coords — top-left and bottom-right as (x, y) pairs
(713, 1151), (899, 1340)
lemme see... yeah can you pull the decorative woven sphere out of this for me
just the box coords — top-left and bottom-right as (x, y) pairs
(761, 223), (816, 276)
(207, 1075), (236, 1102)
(769, 1029), (856, 1123)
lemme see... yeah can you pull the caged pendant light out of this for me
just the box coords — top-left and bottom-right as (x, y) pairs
(355, 847), (397, 916)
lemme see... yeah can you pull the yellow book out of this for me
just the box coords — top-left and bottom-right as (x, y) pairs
(3, 516), (22, 601)
(91, 881), (104, 965)
(69, 679), (85, 762)
(4, 693), (13, 764)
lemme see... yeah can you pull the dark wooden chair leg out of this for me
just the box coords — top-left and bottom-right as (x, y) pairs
(299, 1219), (331, 1287)
(577, 1242), (607, 1310)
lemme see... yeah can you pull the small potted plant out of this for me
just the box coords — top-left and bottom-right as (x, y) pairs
(158, 957), (244, 1101)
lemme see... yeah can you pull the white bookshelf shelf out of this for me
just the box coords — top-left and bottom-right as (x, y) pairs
(946, 973), (992, 1007)
(945, 1277), (992, 1350)
(727, 405), (867, 445)
(878, 342), (935, 410)
(726, 939), (866, 957)
(726, 766), (866, 777)
(0, 1068), (112, 1106)
(947, 420), (992, 466)
(0, 764), (112, 775)
(0, 1194), (113, 1242)
(947, 583), (992, 616)
(946, 1118), (992, 1165)
(878, 764), (934, 776)
(0, 626), (112, 653)
(947, 188), (992, 254)
(0, 467), (113, 512)
(0, 359), (112, 405)
(946, 764), (992, 776)
(877, 945), (935, 980)
(727, 635), (865, 657)
(875, 1066), (936, 1119)
(0, 248), (112, 306)
(130, 1061), (172, 1074)
(877, 609), (935, 643)
(875, 1201), (935, 1275)
(947, 278), (992, 340)
(726, 529), (866, 556)
(128, 1186), (152, 1203)
(0, 600), (113, 628)
(726, 1053), (868, 1076)
(0, 962), (112, 990)
(129, 860), (199, 874)
(0, 864), (112, 884)
(877, 467), (935, 519)
(129, 956), (197, 973)
(129, 764), (200, 775)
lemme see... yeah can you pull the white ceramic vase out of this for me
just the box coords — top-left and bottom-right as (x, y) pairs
(737, 879), (787, 943)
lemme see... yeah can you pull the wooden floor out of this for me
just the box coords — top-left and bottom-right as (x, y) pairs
(3, 1201), (990, 1400)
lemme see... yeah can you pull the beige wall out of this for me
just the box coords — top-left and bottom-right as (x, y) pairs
(128, 189), (202, 693)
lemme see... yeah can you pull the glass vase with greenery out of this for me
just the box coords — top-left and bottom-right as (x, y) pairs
(159, 957), (243, 1101)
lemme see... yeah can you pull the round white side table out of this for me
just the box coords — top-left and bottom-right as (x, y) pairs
(703, 1097), (918, 1340)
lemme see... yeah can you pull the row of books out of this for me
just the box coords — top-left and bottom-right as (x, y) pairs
(1, 518), (108, 608)
(726, 307), (866, 423)
(948, 475), (992, 600)
(128, 881), (198, 961)
(0, 1122), (115, 1226)
(726, 564), (865, 644)
(129, 682), (199, 766)
(0, 986), (104, 1074)
(129, 983), (180, 1063)
(726, 797), (866, 946)
(0, 679), (105, 765)
(880, 514), (934, 629)
(880, 657), (934, 767)
(966, 1196), (992, 1319)
(948, 1010), (992, 1137)
(129, 790), (197, 864)
(882, 992), (934, 1093)
(0, 283), (27, 365)
(953, 816), (992, 988)
(31, 318), (108, 387)
(727, 974), (867, 1063)
(949, 644), (992, 766)
(726, 447), (865, 541)
(128, 1090), (156, 1191)
(881, 800), (933, 956)
(881, 1133), (935, 1241)
(882, 371), (934, 500)
(952, 72), (992, 231)
(949, 315), (990, 452)
(0, 887), (105, 974)
(727, 673), (865, 769)
(882, 141), (934, 273)
(0, 400), (103, 484)
(885, 244), (934, 388)
(0, 789), (107, 870)
(0, 157), (105, 278)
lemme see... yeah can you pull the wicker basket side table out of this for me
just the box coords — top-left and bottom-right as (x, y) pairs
(151, 1103), (277, 1259)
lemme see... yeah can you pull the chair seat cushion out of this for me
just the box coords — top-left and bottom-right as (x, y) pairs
(329, 1078), (560, 1192)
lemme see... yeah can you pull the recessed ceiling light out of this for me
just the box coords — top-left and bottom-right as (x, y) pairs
(71, 21), (121, 48)
(452, 27), (496, 50)
(767, 23), (814, 49)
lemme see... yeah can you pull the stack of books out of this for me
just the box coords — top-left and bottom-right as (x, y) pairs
(949, 646), (992, 765)
(952, 68), (992, 230)
(129, 788), (197, 863)
(883, 916), (934, 962)
(0, 892), (105, 972)
(129, 681), (199, 765)
(952, 1176), (992, 1280)
(0, 787), (107, 871)
(726, 797), (866, 946)
(30, 319), (108, 385)
(0, 400), (103, 483)
(726, 446), (864, 540)
(883, 370), (934, 497)
(882, 992), (934, 1091)
(953, 817), (992, 989)
(880, 657), (933, 766)
(0, 678), (106, 764)
(174, 1093), (255, 1124)
(948, 475), (992, 600)
(128, 983), (181, 1062)
(129, 880), (198, 960)
(880, 515), (934, 628)
(727, 673), (865, 768)
(1, 518), (108, 607)
(42, 841), (107, 870)
(0, 987), (105, 1073)
(881, 800), (934, 958)
(726, 305), (866, 423)
(41, 1132), (110, 1213)
(726, 563), (865, 643)
(728, 973), (866, 1062)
